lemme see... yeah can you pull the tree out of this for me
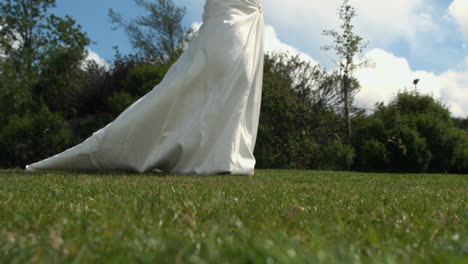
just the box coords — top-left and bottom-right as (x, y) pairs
(255, 53), (354, 170)
(453, 116), (468, 134)
(0, 0), (90, 167)
(109, 0), (186, 63)
(0, 0), (90, 117)
(322, 0), (370, 141)
(353, 91), (468, 173)
(0, 0), (89, 73)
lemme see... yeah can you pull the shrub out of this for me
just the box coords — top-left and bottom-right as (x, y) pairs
(107, 92), (135, 116)
(0, 107), (74, 168)
(123, 63), (170, 97)
(68, 112), (114, 142)
(357, 139), (388, 171)
(353, 91), (468, 173)
(320, 140), (355, 170)
(255, 54), (352, 170)
(387, 124), (432, 172)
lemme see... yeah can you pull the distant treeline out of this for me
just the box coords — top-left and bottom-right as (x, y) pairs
(0, 0), (467, 173)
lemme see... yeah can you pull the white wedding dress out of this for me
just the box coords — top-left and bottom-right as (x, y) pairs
(26, 0), (264, 175)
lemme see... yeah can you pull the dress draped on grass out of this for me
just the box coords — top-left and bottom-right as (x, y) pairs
(0, 170), (466, 263)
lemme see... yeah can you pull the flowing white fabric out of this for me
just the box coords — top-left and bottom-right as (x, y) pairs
(26, 0), (264, 175)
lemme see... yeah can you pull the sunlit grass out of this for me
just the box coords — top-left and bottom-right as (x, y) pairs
(0, 169), (466, 263)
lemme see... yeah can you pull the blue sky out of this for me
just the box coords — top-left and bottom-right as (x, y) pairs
(53, 0), (205, 62)
(53, 0), (468, 117)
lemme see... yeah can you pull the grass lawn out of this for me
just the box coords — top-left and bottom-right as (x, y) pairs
(0, 169), (466, 263)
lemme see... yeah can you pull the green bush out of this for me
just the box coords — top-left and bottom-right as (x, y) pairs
(107, 92), (136, 116)
(387, 124), (432, 172)
(255, 54), (352, 170)
(321, 140), (355, 170)
(68, 112), (115, 142)
(0, 107), (74, 167)
(123, 63), (170, 97)
(358, 139), (388, 170)
(353, 91), (468, 173)
(452, 130), (468, 173)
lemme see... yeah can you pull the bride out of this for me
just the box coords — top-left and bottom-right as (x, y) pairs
(26, 0), (264, 175)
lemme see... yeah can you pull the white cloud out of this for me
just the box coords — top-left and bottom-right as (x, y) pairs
(355, 48), (468, 117)
(261, 24), (468, 117)
(261, 21), (468, 117)
(84, 49), (110, 70)
(439, 70), (468, 117)
(449, 0), (468, 40)
(264, 0), (432, 48)
(351, 0), (433, 43)
(190, 22), (202, 32)
(264, 25), (318, 65)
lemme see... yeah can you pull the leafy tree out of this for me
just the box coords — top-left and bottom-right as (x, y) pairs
(0, 0), (89, 76)
(0, 0), (90, 118)
(109, 0), (186, 63)
(106, 62), (170, 116)
(353, 91), (468, 173)
(255, 53), (354, 170)
(322, 0), (370, 141)
(0, 0), (90, 167)
(453, 117), (468, 133)
(0, 106), (74, 167)
(123, 62), (171, 97)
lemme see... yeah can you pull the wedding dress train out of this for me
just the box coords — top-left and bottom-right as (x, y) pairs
(26, 0), (264, 175)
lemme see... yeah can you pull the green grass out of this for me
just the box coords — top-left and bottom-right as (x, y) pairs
(0, 170), (466, 263)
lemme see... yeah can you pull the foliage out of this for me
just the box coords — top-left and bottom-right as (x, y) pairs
(353, 91), (468, 173)
(103, 60), (171, 117)
(255, 53), (353, 170)
(0, 0), (90, 117)
(107, 92), (135, 116)
(0, 107), (74, 167)
(0, 0), (92, 167)
(0, 0), (57, 68)
(35, 47), (88, 118)
(322, 0), (371, 140)
(108, 0), (186, 63)
(0, 170), (466, 263)
(68, 112), (114, 143)
(0, 59), (36, 123)
(453, 117), (468, 133)
(122, 62), (171, 97)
